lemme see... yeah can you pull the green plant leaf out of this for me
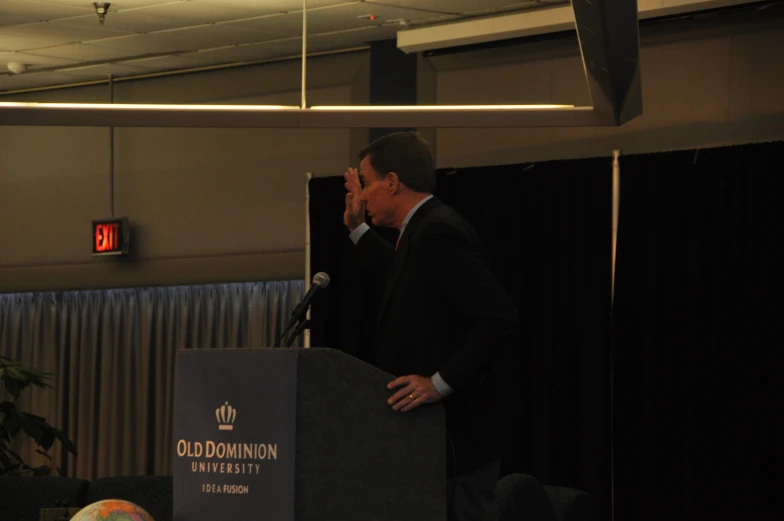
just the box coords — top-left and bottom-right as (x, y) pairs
(19, 413), (46, 444)
(0, 464), (23, 476)
(3, 364), (26, 380)
(0, 402), (23, 439)
(6, 447), (25, 464)
(39, 432), (56, 452)
(0, 357), (77, 474)
(33, 464), (53, 476)
(2, 378), (20, 400)
(53, 428), (78, 456)
(0, 452), (15, 468)
(35, 449), (54, 461)
(0, 409), (22, 436)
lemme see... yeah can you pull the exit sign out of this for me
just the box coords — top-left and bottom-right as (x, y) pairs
(92, 218), (130, 256)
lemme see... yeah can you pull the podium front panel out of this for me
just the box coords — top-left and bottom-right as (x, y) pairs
(173, 347), (446, 521)
(173, 349), (297, 521)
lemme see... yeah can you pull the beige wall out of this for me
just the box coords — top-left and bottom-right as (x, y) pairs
(0, 52), (370, 292)
(2, 10), (783, 293)
(430, 10), (784, 167)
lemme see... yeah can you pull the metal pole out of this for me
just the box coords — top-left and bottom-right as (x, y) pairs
(109, 73), (115, 218)
(610, 148), (621, 521)
(304, 172), (313, 348)
(611, 150), (620, 308)
(301, 0), (307, 109)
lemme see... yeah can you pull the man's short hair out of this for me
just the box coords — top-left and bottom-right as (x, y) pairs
(359, 131), (436, 194)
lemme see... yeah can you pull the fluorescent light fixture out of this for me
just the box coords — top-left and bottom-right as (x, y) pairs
(0, 102), (299, 111)
(310, 104), (575, 110)
(0, 102), (575, 112)
(0, 102), (596, 128)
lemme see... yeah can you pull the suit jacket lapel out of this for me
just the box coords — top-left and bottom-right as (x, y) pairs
(376, 197), (441, 326)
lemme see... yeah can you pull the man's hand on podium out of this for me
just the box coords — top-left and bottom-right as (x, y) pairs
(387, 375), (441, 412)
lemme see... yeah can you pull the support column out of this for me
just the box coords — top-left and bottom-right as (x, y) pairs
(368, 39), (418, 143)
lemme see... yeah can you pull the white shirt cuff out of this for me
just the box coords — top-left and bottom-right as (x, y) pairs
(431, 372), (454, 398)
(349, 223), (370, 244)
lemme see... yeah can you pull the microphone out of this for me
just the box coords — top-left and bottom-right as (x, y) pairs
(287, 272), (330, 329)
(275, 272), (330, 347)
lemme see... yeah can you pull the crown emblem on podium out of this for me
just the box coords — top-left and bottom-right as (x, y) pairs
(216, 401), (237, 431)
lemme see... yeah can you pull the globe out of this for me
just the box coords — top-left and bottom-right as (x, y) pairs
(70, 499), (155, 521)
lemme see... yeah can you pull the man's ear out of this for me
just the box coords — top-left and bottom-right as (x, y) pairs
(387, 172), (400, 194)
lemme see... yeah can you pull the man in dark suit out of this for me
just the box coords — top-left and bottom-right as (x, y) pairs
(343, 131), (519, 521)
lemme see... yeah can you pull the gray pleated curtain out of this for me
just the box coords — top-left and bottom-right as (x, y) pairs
(0, 280), (305, 480)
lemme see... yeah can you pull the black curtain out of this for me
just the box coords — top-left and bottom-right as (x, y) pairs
(309, 158), (613, 520)
(613, 141), (783, 520)
(310, 142), (783, 520)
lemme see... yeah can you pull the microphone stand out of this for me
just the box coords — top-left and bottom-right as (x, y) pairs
(275, 272), (328, 347)
(285, 319), (311, 348)
(275, 316), (311, 348)
(274, 318), (299, 348)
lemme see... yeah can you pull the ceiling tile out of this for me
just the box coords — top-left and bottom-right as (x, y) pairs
(365, 1), (543, 14)
(119, 54), (203, 71)
(174, 25), (394, 68)
(91, 34), (192, 54)
(461, 1), (554, 16)
(0, 71), (92, 92)
(223, 3), (438, 38)
(306, 26), (398, 51)
(56, 62), (154, 79)
(0, 1), (94, 22)
(125, 0), (269, 25)
(0, 33), (63, 52)
(35, 0), (189, 7)
(52, 11), (191, 34)
(403, 13), (464, 28)
(1, 20), (132, 49)
(218, 13), (290, 36)
(92, 26), (283, 56)
(21, 26), (257, 65)
(24, 42), (148, 61)
(0, 50), (78, 67)
(175, 37), (305, 66)
(207, 0), (356, 13)
(0, 16), (38, 29)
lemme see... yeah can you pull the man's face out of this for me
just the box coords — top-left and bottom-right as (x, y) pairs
(359, 155), (396, 228)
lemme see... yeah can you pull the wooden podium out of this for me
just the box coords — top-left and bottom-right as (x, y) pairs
(173, 347), (447, 521)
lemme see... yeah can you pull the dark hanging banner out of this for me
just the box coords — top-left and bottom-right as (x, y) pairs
(173, 349), (297, 521)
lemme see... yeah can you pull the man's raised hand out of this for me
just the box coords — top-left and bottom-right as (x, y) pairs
(344, 167), (365, 231)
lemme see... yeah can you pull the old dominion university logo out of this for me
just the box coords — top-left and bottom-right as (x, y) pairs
(217, 401), (237, 431)
(176, 400), (279, 484)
